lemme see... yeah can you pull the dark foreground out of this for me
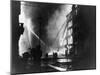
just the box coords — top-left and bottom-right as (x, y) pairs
(11, 56), (96, 74)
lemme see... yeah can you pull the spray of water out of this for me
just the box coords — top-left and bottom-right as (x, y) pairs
(18, 2), (73, 57)
(46, 5), (73, 55)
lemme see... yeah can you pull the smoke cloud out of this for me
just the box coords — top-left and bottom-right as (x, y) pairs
(18, 2), (72, 56)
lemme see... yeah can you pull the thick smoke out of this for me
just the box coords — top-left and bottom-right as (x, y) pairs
(47, 5), (72, 48)
(46, 5), (72, 55)
(18, 2), (72, 57)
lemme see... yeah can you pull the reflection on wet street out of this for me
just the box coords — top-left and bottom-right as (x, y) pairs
(15, 58), (73, 74)
(14, 55), (96, 74)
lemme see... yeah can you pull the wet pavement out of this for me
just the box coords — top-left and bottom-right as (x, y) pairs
(13, 57), (73, 74)
(12, 56), (96, 74)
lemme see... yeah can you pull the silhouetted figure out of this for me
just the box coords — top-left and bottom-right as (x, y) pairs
(30, 45), (42, 61)
(45, 53), (48, 58)
(53, 52), (57, 59)
(65, 49), (68, 57)
(35, 45), (42, 60)
(30, 48), (35, 58)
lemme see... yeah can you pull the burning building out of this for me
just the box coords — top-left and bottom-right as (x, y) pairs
(18, 2), (78, 58)
(11, 1), (96, 74)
